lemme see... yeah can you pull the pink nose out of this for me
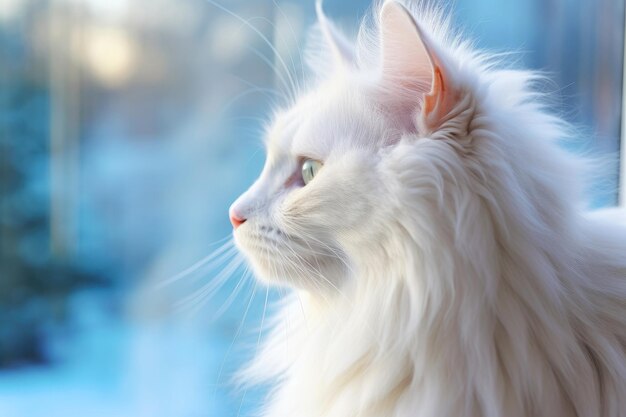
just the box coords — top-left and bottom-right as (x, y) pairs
(229, 208), (246, 229)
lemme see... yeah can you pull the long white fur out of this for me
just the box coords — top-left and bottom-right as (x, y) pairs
(230, 1), (626, 416)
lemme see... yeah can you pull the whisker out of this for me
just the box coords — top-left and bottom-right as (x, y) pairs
(217, 86), (284, 119)
(154, 239), (236, 289)
(257, 287), (270, 349)
(202, 0), (299, 103)
(240, 14), (301, 96)
(245, 12), (304, 98)
(212, 267), (252, 318)
(272, 0), (306, 88)
(245, 44), (297, 99)
(236, 285), (270, 417)
(231, 74), (286, 98)
(174, 254), (244, 314)
(212, 272), (257, 399)
(282, 218), (357, 277)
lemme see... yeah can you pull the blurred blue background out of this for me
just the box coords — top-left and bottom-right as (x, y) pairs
(0, 0), (623, 416)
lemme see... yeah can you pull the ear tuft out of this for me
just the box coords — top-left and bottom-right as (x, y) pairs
(315, 0), (356, 69)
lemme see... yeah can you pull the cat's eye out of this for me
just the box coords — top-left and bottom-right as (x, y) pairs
(301, 158), (323, 185)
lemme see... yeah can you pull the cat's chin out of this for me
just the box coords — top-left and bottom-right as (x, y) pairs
(245, 255), (346, 293)
(244, 257), (291, 285)
(234, 229), (348, 292)
(249, 269), (298, 289)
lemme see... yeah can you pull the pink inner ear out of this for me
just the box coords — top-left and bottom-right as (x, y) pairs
(424, 66), (444, 115)
(422, 64), (464, 130)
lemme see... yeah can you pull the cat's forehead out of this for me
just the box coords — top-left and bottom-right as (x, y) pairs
(265, 80), (385, 161)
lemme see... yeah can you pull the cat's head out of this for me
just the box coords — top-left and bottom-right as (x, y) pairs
(228, 1), (570, 292)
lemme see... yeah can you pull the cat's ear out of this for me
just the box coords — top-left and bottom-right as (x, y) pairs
(314, 0), (356, 69)
(379, 1), (459, 131)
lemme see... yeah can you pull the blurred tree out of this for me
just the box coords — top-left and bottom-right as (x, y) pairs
(0, 12), (101, 367)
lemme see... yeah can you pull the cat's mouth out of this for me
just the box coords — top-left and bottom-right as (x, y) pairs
(234, 222), (347, 290)
(236, 224), (290, 251)
(234, 223), (303, 280)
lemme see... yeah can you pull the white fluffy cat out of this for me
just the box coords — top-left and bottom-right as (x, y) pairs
(228, 1), (626, 416)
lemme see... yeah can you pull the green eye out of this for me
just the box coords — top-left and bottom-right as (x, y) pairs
(301, 158), (323, 185)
